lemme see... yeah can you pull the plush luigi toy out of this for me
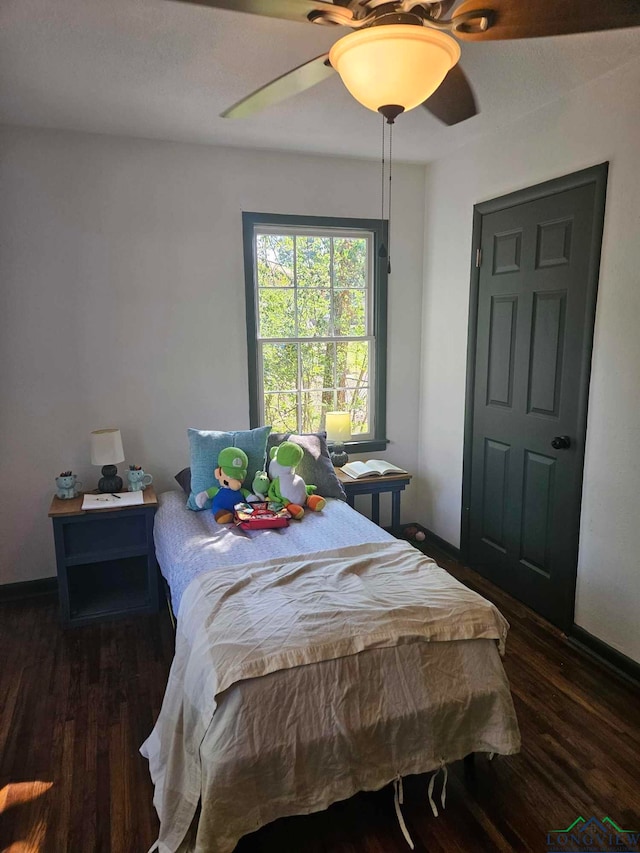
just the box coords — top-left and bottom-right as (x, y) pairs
(267, 441), (326, 519)
(195, 447), (251, 523)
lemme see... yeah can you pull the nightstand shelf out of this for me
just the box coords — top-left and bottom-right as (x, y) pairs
(49, 487), (160, 627)
(335, 467), (412, 533)
(67, 556), (151, 622)
(64, 544), (149, 566)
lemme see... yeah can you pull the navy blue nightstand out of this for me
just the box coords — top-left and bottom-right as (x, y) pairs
(335, 468), (412, 533)
(48, 487), (160, 627)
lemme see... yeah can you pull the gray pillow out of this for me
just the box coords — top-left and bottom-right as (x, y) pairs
(175, 467), (191, 495)
(266, 431), (346, 502)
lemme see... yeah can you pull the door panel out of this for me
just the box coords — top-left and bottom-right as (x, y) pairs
(481, 438), (510, 551)
(466, 169), (607, 628)
(527, 290), (566, 416)
(487, 296), (518, 408)
(493, 229), (522, 274)
(520, 450), (556, 576)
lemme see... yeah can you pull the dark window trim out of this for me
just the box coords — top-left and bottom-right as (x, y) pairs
(242, 211), (389, 448)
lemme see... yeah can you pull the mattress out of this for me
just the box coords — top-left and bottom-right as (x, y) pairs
(146, 491), (520, 853)
(154, 490), (391, 614)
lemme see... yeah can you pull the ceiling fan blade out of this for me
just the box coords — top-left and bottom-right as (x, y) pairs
(170, 0), (347, 25)
(221, 53), (335, 118)
(453, 0), (640, 40)
(422, 64), (478, 125)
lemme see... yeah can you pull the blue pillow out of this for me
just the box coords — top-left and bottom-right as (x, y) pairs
(187, 426), (271, 511)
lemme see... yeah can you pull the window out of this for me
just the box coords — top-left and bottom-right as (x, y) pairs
(243, 213), (388, 452)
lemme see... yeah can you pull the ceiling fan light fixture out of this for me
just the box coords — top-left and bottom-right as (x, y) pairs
(329, 24), (461, 115)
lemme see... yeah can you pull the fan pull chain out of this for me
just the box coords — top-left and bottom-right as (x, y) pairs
(379, 113), (388, 263)
(387, 119), (393, 275)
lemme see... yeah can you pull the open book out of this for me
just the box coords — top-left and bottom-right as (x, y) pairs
(340, 460), (408, 479)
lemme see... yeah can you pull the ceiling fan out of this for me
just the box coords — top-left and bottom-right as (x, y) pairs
(174, 0), (640, 125)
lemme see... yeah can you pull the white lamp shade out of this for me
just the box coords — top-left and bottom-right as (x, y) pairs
(90, 428), (125, 466)
(325, 412), (352, 444)
(329, 25), (460, 114)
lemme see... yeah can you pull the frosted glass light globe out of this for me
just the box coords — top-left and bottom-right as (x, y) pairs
(329, 25), (461, 115)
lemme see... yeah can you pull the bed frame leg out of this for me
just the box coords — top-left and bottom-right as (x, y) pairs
(463, 753), (476, 788)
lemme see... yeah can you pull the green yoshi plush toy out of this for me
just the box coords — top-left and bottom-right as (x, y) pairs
(266, 440), (326, 519)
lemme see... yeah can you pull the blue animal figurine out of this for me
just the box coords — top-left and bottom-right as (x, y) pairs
(127, 465), (153, 492)
(55, 471), (82, 500)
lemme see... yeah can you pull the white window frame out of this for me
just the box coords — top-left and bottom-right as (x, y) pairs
(253, 224), (375, 439)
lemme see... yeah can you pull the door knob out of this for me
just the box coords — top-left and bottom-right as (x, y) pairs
(551, 435), (571, 450)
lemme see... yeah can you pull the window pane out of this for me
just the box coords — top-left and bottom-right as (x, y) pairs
(259, 289), (295, 338)
(300, 342), (334, 391)
(348, 386), (369, 435)
(336, 340), (370, 435)
(334, 237), (367, 288)
(264, 392), (298, 433)
(263, 343), (298, 393)
(333, 289), (366, 337)
(336, 340), (369, 389)
(300, 390), (334, 434)
(256, 234), (293, 288)
(296, 236), (330, 288)
(297, 288), (331, 337)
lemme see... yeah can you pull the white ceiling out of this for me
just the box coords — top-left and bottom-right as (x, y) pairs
(1, 0), (639, 163)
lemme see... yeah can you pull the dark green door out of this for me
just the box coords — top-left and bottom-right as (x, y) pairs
(465, 167), (607, 628)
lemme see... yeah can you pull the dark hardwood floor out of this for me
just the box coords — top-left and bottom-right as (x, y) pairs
(1, 547), (638, 853)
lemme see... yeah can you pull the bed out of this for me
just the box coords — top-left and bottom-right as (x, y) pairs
(143, 490), (520, 853)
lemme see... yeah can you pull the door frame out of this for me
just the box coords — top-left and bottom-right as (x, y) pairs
(460, 163), (608, 630)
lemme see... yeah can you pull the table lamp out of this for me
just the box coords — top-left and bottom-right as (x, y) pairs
(325, 412), (351, 467)
(91, 428), (125, 493)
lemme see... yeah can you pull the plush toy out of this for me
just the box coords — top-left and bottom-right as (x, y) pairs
(195, 447), (251, 523)
(266, 441), (326, 519)
(250, 469), (271, 501)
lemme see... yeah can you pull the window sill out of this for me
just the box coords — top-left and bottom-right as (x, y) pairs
(342, 438), (390, 454)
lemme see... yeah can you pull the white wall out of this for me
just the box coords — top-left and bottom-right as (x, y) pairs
(0, 127), (425, 585)
(417, 56), (640, 663)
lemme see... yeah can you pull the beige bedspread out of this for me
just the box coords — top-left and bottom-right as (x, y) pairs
(142, 540), (519, 853)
